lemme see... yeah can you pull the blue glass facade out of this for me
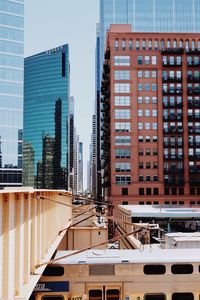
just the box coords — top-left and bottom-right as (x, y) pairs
(0, 0), (24, 188)
(100, 0), (200, 70)
(24, 45), (69, 189)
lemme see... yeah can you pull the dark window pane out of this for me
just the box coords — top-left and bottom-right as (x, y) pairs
(89, 290), (102, 300)
(145, 295), (166, 300)
(42, 266), (64, 276)
(171, 264), (193, 274)
(144, 265), (166, 275)
(172, 293), (193, 300)
(106, 289), (120, 300)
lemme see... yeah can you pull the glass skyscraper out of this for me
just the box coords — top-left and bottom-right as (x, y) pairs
(0, 0), (24, 188)
(100, 0), (200, 66)
(24, 45), (69, 189)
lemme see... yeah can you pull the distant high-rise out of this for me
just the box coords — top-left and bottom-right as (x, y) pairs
(0, 0), (24, 188)
(95, 0), (200, 200)
(24, 45), (69, 189)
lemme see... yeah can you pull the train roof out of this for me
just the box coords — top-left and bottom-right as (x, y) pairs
(53, 248), (200, 265)
(118, 205), (200, 218)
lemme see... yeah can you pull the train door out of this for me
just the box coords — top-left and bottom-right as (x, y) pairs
(87, 286), (121, 300)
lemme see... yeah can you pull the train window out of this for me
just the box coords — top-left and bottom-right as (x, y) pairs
(172, 293), (194, 300)
(89, 290), (102, 300)
(42, 296), (64, 300)
(145, 294), (166, 300)
(171, 264), (193, 274)
(144, 265), (166, 275)
(106, 289), (120, 300)
(42, 266), (64, 276)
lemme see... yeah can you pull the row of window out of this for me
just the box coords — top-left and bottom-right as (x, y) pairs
(163, 56), (182, 65)
(139, 149), (158, 156)
(163, 136), (183, 145)
(187, 56), (200, 65)
(138, 70), (157, 78)
(163, 70), (182, 80)
(115, 96), (130, 106)
(139, 175), (158, 182)
(163, 83), (182, 93)
(114, 70), (130, 80)
(138, 122), (158, 130)
(138, 83), (157, 91)
(115, 122), (130, 132)
(138, 96), (157, 104)
(138, 109), (157, 117)
(163, 96), (182, 106)
(114, 37), (200, 51)
(115, 162), (131, 172)
(115, 109), (130, 119)
(115, 149), (131, 158)
(138, 55), (157, 65)
(139, 187), (159, 195)
(139, 162), (158, 169)
(114, 95), (158, 106)
(115, 83), (130, 93)
(138, 136), (158, 143)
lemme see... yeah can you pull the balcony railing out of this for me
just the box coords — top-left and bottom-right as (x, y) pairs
(188, 100), (200, 108)
(187, 75), (200, 82)
(163, 89), (183, 95)
(161, 48), (184, 54)
(162, 76), (182, 82)
(163, 62), (182, 67)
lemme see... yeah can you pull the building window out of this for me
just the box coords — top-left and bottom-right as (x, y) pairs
(172, 293), (193, 300)
(115, 39), (119, 51)
(152, 56), (157, 65)
(138, 136), (143, 142)
(153, 188), (159, 195)
(146, 136), (150, 142)
(122, 39), (126, 50)
(152, 109), (157, 117)
(138, 122), (143, 130)
(138, 96), (143, 103)
(115, 136), (131, 146)
(137, 55), (142, 64)
(142, 39), (146, 50)
(152, 122), (158, 130)
(153, 136), (158, 142)
(153, 175), (158, 181)
(114, 70), (130, 80)
(122, 187), (128, 195)
(115, 175), (131, 185)
(115, 162), (131, 172)
(114, 56), (130, 66)
(139, 188), (144, 195)
(115, 122), (131, 132)
(144, 56), (150, 64)
(146, 162), (151, 169)
(145, 109), (150, 117)
(115, 83), (130, 93)
(145, 122), (151, 130)
(138, 70), (143, 78)
(115, 109), (130, 119)
(152, 70), (157, 78)
(136, 40), (140, 50)
(139, 162), (144, 169)
(139, 149), (143, 156)
(115, 96), (130, 106)
(145, 84), (150, 91)
(145, 96), (150, 103)
(138, 109), (143, 117)
(148, 39), (152, 50)
(145, 70), (150, 78)
(146, 175), (151, 181)
(139, 175), (144, 182)
(115, 148), (131, 158)
(152, 84), (157, 91)
(146, 149), (151, 155)
(129, 39), (133, 50)
(138, 83), (143, 91)
(146, 188), (151, 195)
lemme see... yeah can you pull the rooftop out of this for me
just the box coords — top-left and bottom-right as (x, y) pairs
(118, 205), (200, 219)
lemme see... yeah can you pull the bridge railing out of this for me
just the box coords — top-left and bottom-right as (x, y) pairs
(0, 188), (72, 300)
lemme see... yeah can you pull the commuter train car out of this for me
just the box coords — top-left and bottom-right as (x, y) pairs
(32, 248), (200, 300)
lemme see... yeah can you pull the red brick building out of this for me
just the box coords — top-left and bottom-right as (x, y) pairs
(101, 25), (200, 207)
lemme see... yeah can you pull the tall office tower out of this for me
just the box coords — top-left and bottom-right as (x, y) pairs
(78, 141), (83, 193)
(101, 25), (200, 207)
(24, 45), (69, 189)
(96, 0), (200, 200)
(68, 96), (75, 192)
(0, 0), (24, 188)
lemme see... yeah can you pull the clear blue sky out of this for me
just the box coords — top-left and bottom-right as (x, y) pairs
(24, 0), (99, 189)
